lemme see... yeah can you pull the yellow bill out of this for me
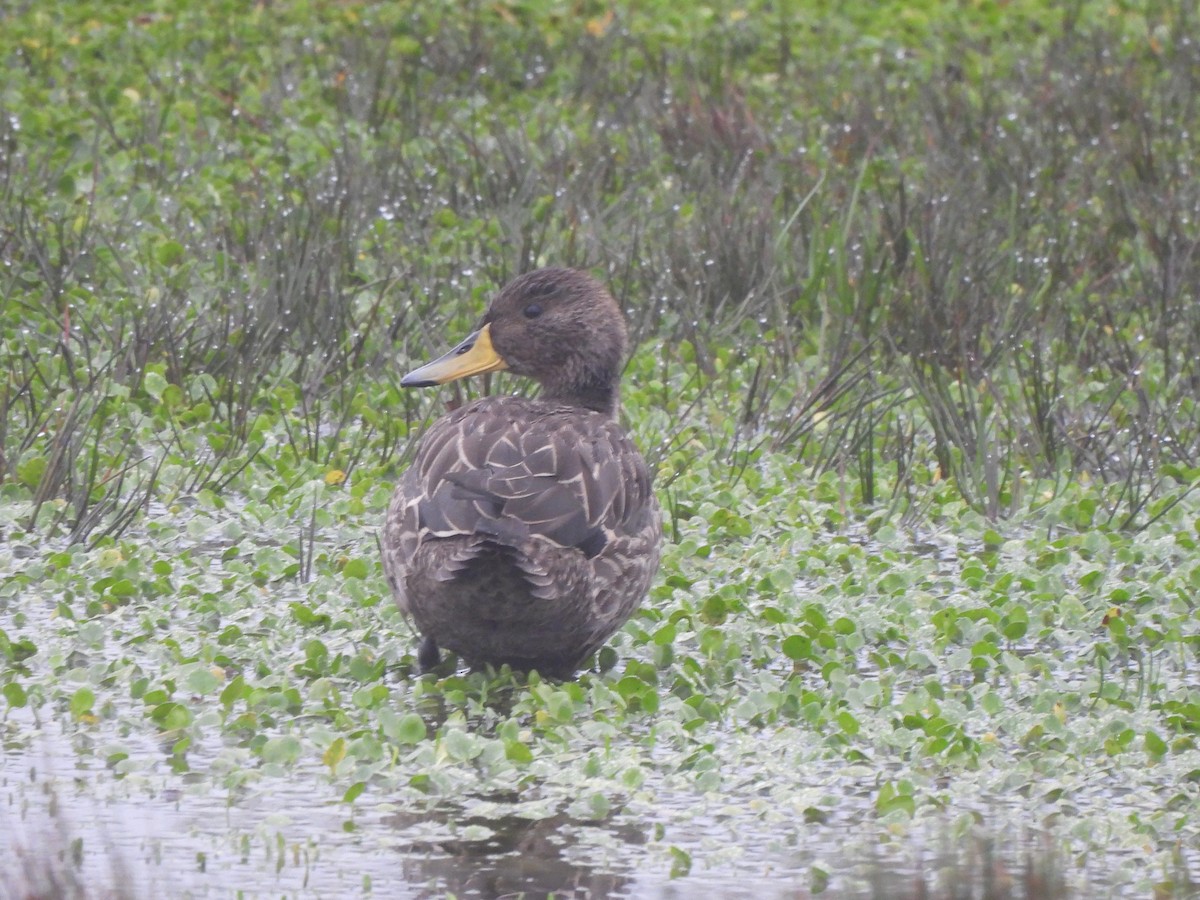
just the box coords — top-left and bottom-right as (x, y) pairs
(401, 323), (509, 387)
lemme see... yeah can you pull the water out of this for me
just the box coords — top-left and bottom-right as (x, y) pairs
(1, 717), (1134, 898)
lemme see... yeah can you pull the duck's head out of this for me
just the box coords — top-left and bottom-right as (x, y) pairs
(402, 268), (628, 417)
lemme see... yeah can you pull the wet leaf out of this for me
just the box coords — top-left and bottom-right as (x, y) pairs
(2, 683), (28, 708)
(392, 713), (427, 745)
(70, 687), (95, 719)
(324, 737), (347, 771)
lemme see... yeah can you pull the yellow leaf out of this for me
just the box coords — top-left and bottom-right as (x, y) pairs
(323, 737), (347, 771)
(586, 9), (614, 37)
(325, 469), (346, 486)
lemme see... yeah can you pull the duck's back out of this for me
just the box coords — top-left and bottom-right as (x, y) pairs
(383, 395), (661, 676)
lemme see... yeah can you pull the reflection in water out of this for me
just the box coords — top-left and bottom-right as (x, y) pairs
(2, 802), (141, 900)
(385, 805), (641, 898)
(851, 832), (1071, 899)
(378, 798), (1086, 899)
(0, 791), (1171, 899)
(3, 772), (1101, 900)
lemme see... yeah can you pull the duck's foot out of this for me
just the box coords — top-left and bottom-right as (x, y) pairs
(417, 635), (440, 673)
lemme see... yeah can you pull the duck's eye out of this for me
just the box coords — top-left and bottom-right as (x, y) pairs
(523, 303), (543, 319)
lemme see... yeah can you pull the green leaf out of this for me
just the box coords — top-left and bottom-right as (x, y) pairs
(1144, 731), (1167, 757)
(348, 654), (383, 682)
(70, 687), (95, 719)
(156, 240), (185, 267)
(3, 682), (29, 708)
(150, 702), (192, 730)
(184, 667), (222, 696)
(1001, 606), (1029, 640)
(782, 634), (811, 661)
(443, 728), (479, 761)
(504, 740), (533, 764)
(109, 579), (137, 598)
(875, 781), (915, 817)
(219, 675), (247, 707)
(668, 846), (692, 878)
(393, 713), (426, 745)
(261, 735), (303, 765)
(144, 371), (168, 401)
(586, 792), (610, 819)
(16, 456), (47, 489)
(700, 593), (727, 624)
(291, 603), (332, 628)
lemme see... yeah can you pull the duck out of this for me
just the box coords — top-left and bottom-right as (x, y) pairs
(382, 267), (663, 678)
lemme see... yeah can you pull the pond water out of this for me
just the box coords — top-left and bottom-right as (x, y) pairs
(2, 716), (1142, 898)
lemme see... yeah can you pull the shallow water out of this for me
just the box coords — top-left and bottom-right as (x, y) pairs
(2, 716), (1166, 899)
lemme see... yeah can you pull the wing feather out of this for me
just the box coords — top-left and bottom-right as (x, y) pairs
(403, 396), (653, 555)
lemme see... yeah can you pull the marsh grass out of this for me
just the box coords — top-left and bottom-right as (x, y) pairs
(3, 3), (1196, 539)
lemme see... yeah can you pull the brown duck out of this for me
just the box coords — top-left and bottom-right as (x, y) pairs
(382, 268), (662, 677)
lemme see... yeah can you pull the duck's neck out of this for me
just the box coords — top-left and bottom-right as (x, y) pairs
(543, 371), (619, 418)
